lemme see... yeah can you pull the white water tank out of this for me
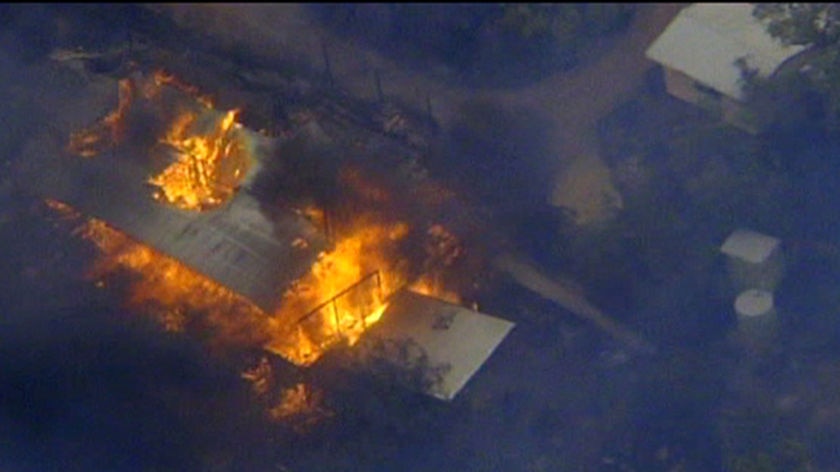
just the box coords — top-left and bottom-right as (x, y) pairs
(720, 229), (784, 292)
(734, 288), (778, 349)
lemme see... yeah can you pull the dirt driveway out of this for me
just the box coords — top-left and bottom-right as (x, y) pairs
(156, 3), (684, 226)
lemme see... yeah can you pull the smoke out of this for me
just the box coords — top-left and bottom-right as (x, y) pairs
(0, 6), (517, 470)
(0, 7), (293, 471)
(0, 191), (290, 471)
(0, 303), (273, 471)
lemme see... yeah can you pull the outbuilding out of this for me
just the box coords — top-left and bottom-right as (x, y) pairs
(646, 3), (809, 133)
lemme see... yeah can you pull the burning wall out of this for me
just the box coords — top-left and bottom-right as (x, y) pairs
(68, 71), (252, 212)
(53, 69), (466, 369)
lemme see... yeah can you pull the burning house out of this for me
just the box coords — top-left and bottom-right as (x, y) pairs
(16, 57), (512, 401)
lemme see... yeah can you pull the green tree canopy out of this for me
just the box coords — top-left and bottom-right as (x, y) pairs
(754, 3), (840, 47)
(746, 4), (840, 135)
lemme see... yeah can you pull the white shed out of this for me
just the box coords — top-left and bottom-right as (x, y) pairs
(646, 3), (808, 133)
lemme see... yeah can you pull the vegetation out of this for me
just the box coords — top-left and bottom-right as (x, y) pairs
(754, 4), (840, 47)
(741, 4), (840, 137)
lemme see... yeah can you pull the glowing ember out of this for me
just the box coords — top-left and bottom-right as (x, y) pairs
(269, 383), (329, 417)
(149, 108), (249, 211)
(241, 356), (274, 396)
(45, 198), (83, 220)
(150, 69), (214, 108)
(67, 78), (134, 157)
(268, 383), (333, 432)
(241, 358), (333, 429)
(77, 217), (272, 347)
(409, 273), (461, 305)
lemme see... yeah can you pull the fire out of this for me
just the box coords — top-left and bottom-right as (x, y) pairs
(149, 108), (249, 211)
(54, 67), (468, 429)
(53, 202), (435, 366)
(150, 69), (214, 108)
(268, 383), (332, 424)
(241, 358), (333, 429)
(66, 70), (250, 212)
(76, 217), (272, 348)
(67, 78), (134, 157)
(58, 70), (464, 372)
(142, 70), (251, 212)
(52, 196), (464, 368)
(241, 356), (273, 396)
(266, 217), (411, 365)
(409, 274), (461, 305)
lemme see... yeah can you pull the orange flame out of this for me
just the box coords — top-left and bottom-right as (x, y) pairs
(57, 72), (464, 371)
(151, 69), (214, 108)
(67, 78), (134, 157)
(77, 218), (272, 349)
(266, 217), (411, 365)
(241, 358), (333, 429)
(54, 204), (442, 366)
(268, 383), (333, 431)
(58, 202), (463, 369)
(149, 108), (249, 211)
(66, 71), (249, 212)
(409, 274), (461, 305)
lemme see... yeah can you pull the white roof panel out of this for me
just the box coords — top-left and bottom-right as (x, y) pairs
(14, 72), (328, 313)
(359, 290), (514, 401)
(646, 3), (808, 100)
(720, 228), (781, 264)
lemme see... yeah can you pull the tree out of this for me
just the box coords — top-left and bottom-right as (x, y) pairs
(748, 4), (840, 135)
(754, 4), (840, 47)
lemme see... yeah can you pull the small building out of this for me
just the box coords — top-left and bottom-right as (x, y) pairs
(720, 228), (784, 292)
(645, 3), (809, 134)
(18, 65), (514, 400)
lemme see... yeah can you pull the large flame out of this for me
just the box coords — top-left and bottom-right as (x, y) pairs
(76, 217), (272, 348)
(66, 70), (250, 212)
(59, 71), (463, 383)
(266, 216), (411, 365)
(53, 198), (460, 367)
(149, 108), (248, 211)
(142, 71), (250, 212)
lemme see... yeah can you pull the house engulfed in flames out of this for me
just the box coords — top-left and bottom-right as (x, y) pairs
(22, 68), (513, 402)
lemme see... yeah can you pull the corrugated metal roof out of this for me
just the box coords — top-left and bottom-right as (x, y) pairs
(720, 228), (780, 264)
(16, 74), (328, 313)
(646, 3), (808, 100)
(359, 290), (514, 401)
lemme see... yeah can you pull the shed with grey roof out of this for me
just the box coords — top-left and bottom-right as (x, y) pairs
(646, 3), (808, 133)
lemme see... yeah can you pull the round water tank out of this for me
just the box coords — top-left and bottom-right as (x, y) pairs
(734, 289), (778, 353)
(735, 289), (774, 318)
